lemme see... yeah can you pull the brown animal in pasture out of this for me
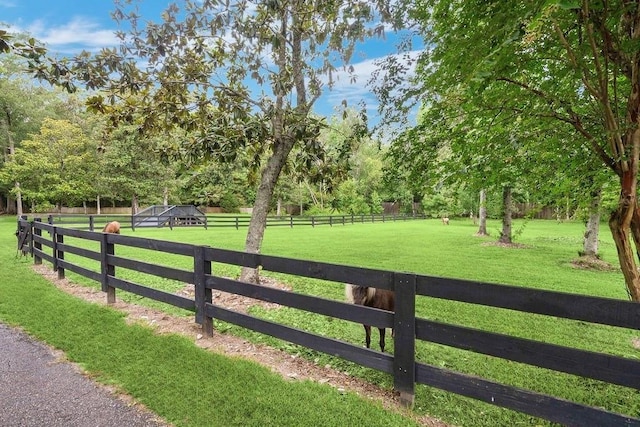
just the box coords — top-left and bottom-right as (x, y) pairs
(345, 284), (395, 352)
(102, 221), (121, 234)
(441, 217), (450, 225)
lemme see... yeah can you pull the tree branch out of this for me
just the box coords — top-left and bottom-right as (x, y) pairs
(496, 76), (618, 173)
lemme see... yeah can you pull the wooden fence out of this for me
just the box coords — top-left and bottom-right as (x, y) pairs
(16, 218), (640, 426)
(23, 213), (427, 231)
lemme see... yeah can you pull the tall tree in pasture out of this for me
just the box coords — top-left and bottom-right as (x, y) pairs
(382, 1), (640, 299)
(477, 189), (488, 236)
(27, 0), (390, 283)
(0, 50), (57, 214)
(0, 118), (97, 211)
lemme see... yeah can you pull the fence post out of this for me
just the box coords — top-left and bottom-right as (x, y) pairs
(235, 217), (239, 230)
(100, 232), (116, 304)
(194, 245), (213, 336)
(89, 216), (94, 232)
(51, 226), (65, 279)
(33, 218), (42, 265)
(27, 220), (34, 257)
(47, 214), (53, 225)
(290, 216), (293, 228)
(393, 272), (416, 408)
(312, 216), (315, 227)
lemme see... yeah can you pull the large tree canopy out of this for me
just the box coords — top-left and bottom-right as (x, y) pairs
(22, 0), (391, 283)
(384, 0), (640, 300)
(0, 118), (97, 211)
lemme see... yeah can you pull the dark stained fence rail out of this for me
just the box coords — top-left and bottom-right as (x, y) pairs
(22, 213), (427, 231)
(18, 218), (640, 426)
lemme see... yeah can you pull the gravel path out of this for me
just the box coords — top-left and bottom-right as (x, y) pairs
(0, 322), (168, 427)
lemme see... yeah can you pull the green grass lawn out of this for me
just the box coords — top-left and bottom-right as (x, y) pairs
(0, 216), (422, 427)
(4, 215), (640, 426)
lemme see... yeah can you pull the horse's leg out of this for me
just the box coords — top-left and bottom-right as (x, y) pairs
(379, 327), (386, 352)
(363, 324), (371, 348)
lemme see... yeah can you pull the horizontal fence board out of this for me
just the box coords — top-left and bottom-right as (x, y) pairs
(416, 319), (640, 389)
(261, 255), (395, 290)
(34, 249), (53, 264)
(107, 276), (195, 311)
(57, 243), (101, 261)
(206, 304), (394, 374)
(58, 259), (101, 282)
(203, 247), (395, 290)
(33, 235), (53, 248)
(32, 221), (54, 233)
(109, 255), (194, 283)
(204, 247), (260, 268)
(206, 276), (394, 329)
(415, 362), (640, 426)
(416, 276), (640, 330)
(107, 234), (193, 256)
(55, 227), (102, 241)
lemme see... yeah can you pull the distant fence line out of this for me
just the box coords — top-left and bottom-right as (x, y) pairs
(20, 213), (428, 231)
(15, 218), (640, 426)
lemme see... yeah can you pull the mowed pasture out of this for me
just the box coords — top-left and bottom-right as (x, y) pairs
(8, 215), (640, 426)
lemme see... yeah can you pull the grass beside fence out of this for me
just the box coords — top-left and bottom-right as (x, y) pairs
(0, 217), (422, 427)
(8, 215), (640, 426)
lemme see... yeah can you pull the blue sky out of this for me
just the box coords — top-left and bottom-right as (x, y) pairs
(1, 0), (421, 128)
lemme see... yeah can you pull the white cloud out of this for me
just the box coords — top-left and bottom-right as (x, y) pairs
(323, 49), (423, 116)
(23, 17), (119, 53)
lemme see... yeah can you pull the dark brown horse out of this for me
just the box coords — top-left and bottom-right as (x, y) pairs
(345, 284), (395, 352)
(102, 221), (121, 234)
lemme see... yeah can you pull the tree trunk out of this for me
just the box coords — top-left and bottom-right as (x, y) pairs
(6, 195), (16, 215)
(163, 187), (169, 206)
(14, 182), (22, 216)
(97, 195), (101, 215)
(277, 198), (282, 216)
(610, 210), (640, 301)
(240, 3), (310, 284)
(6, 125), (21, 216)
(609, 165), (640, 301)
(499, 186), (512, 244)
(477, 189), (488, 236)
(132, 195), (139, 215)
(240, 138), (296, 283)
(582, 188), (601, 257)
